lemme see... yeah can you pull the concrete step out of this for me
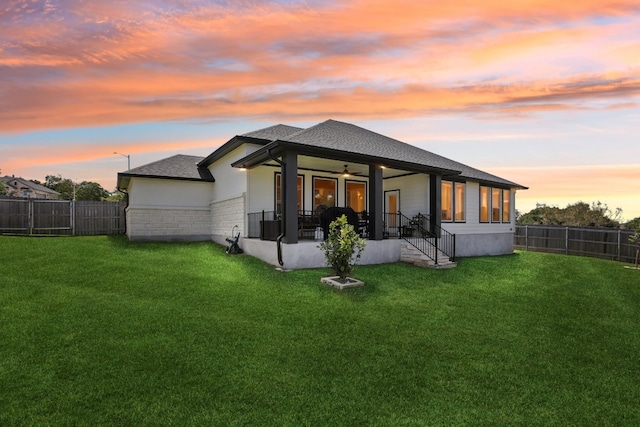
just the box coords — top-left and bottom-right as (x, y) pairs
(400, 242), (457, 269)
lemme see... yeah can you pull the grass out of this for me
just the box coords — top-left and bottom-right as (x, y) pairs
(1, 235), (639, 426)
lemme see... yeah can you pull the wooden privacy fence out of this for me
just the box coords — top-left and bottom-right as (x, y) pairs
(514, 225), (637, 263)
(0, 198), (125, 236)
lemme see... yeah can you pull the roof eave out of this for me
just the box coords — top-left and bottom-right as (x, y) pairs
(117, 172), (215, 191)
(198, 135), (274, 168)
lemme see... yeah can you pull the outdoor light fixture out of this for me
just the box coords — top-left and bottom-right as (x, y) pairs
(114, 152), (131, 171)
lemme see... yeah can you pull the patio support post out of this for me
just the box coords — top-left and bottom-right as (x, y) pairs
(429, 174), (442, 237)
(368, 164), (383, 240)
(281, 150), (298, 244)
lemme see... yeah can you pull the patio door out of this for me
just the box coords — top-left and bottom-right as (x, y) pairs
(384, 190), (400, 235)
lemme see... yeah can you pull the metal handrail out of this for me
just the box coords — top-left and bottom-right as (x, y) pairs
(397, 212), (455, 264)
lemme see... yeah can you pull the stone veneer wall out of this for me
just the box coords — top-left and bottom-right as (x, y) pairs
(210, 195), (245, 245)
(126, 206), (211, 241)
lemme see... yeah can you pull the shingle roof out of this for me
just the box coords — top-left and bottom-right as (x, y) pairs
(283, 119), (464, 173)
(198, 124), (305, 168)
(238, 119), (526, 188)
(117, 154), (214, 189)
(118, 120), (526, 190)
(1, 176), (60, 194)
(241, 124), (304, 141)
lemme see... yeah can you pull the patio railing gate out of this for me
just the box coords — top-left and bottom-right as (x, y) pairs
(397, 212), (456, 265)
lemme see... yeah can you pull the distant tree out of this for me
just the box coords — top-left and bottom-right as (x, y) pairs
(626, 217), (640, 230)
(518, 201), (622, 228)
(105, 190), (126, 202)
(43, 175), (107, 201)
(75, 181), (109, 201)
(44, 175), (75, 200)
(44, 174), (62, 188)
(0, 180), (6, 196)
(518, 203), (563, 225)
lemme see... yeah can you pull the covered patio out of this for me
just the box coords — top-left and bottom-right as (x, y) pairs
(232, 121), (460, 247)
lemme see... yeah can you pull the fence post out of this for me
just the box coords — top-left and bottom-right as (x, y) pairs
(565, 227), (569, 255)
(28, 199), (34, 235)
(71, 200), (76, 236)
(617, 229), (621, 262)
(525, 225), (528, 251)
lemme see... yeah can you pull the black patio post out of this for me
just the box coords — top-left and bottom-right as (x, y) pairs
(368, 164), (383, 240)
(429, 174), (442, 237)
(282, 150), (298, 244)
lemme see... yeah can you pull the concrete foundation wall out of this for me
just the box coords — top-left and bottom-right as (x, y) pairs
(455, 232), (515, 257)
(126, 206), (211, 241)
(241, 238), (401, 270)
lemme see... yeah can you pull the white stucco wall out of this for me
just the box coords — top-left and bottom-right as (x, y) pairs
(206, 144), (265, 240)
(383, 173), (429, 216)
(247, 166), (275, 213)
(125, 177), (214, 241)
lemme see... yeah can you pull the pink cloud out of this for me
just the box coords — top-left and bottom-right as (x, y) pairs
(1, 0), (640, 134)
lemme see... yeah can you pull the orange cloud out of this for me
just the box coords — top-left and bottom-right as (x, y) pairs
(487, 164), (640, 219)
(2, 138), (223, 171)
(1, 0), (640, 134)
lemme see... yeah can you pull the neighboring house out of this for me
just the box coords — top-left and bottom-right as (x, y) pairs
(1, 176), (60, 199)
(117, 119), (527, 269)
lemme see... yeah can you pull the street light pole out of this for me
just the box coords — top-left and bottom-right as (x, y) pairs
(114, 152), (131, 171)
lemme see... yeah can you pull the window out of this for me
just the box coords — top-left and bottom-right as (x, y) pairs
(275, 173), (303, 214)
(480, 186), (512, 224)
(491, 188), (501, 222)
(480, 186), (490, 223)
(455, 182), (465, 222)
(345, 180), (366, 212)
(441, 181), (453, 221)
(442, 181), (465, 222)
(502, 189), (511, 223)
(313, 177), (337, 211)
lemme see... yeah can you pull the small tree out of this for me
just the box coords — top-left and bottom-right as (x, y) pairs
(318, 215), (366, 283)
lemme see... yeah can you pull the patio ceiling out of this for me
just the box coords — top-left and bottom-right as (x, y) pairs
(262, 155), (414, 179)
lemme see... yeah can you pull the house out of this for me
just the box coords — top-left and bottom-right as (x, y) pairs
(1, 176), (60, 199)
(116, 119), (527, 269)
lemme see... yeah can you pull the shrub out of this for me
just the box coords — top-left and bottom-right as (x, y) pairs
(318, 215), (366, 282)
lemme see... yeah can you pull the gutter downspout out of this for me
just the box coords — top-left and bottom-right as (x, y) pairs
(270, 148), (285, 266)
(116, 182), (129, 236)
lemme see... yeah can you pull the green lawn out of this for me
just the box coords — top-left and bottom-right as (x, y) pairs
(1, 236), (639, 426)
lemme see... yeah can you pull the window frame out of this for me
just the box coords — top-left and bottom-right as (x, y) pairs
(442, 180), (466, 223)
(274, 172), (304, 214)
(344, 179), (367, 212)
(480, 186), (490, 223)
(491, 188), (502, 223)
(441, 181), (453, 222)
(480, 186), (512, 224)
(502, 189), (511, 223)
(312, 176), (338, 211)
(454, 182), (466, 222)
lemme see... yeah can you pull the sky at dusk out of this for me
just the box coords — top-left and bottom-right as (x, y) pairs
(1, 0), (639, 220)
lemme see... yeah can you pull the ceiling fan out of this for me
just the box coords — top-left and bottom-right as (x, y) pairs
(332, 164), (361, 176)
